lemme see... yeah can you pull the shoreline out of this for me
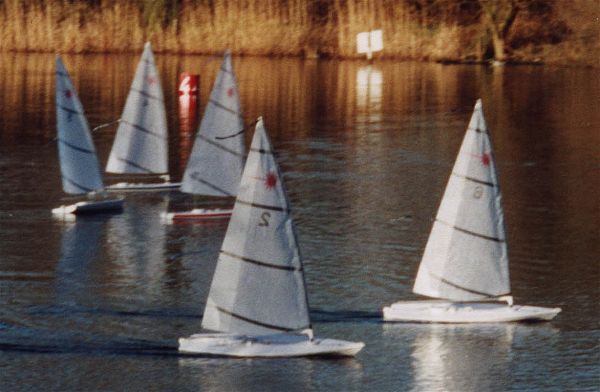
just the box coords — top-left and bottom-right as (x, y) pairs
(1, 49), (595, 68)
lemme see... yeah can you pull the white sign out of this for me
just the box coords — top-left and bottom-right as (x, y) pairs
(357, 29), (383, 59)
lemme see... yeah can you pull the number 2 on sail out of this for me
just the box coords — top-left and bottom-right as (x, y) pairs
(259, 211), (271, 227)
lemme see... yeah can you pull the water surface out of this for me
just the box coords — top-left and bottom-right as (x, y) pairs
(0, 53), (598, 391)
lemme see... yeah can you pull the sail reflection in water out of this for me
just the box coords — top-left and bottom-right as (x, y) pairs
(105, 198), (168, 296)
(383, 323), (561, 392)
(177, 357), (318, 391)
(55, 218), (107, 304)
(177, 351), (363, 390)
(410, 325), (514, 391)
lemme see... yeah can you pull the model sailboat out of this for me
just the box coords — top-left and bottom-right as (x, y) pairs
(52, 56), (124, 216)
(105, 42), (179, 191)
(164, 51), (244, 222)
(178, 118), (364, 357)
(383, 100), (561, 323)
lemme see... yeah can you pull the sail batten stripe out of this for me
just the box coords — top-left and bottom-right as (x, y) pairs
(215, 128), (245, 140)
(208, 99), (242, 117)
(220, 66), (233, 75)
(58, 105), (82, 116)
(429, 272), (502, 298)
(58, 139), (95, 155)
(235, 199), (290, 213)
(196, 134), (244, 157)
(56, 71), (69, 77)
(220, 249), (302, 272)
(186, 175), (232, 196)
(468, 127), (486, 134)
(119, 120), (166, 140)
(250, 148), (273, 155)
(436, 219), (504, 242)
(62, 175), (94, 193)
(211, 304), (301, 332)
(130, 88), (163, 102)
(115, 157), (155, 173)
(451, 172), (495, 187)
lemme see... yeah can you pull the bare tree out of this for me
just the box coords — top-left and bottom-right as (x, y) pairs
(478, 0), (520, 62)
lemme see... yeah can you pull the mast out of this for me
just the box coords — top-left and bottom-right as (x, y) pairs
(201, 118), (311, 335)
(180, 50), (245, 196)
(413, 99), (511, 302)
(55, 56), (104, 195)
(105, 42), (168, 175)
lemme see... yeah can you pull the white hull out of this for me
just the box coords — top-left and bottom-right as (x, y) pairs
(106, 182), (181, 192)
(162, 208), (233, 223)
(52, 197), (124, 216)
(383, 300), (561, 323)
(178, 333), (364, 358)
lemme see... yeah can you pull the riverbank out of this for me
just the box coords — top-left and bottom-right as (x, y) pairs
(0, 0), (597, 67)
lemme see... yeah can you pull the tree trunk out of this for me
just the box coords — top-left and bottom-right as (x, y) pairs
(491, 30), (506, 61)
(478, 0), (519, 62)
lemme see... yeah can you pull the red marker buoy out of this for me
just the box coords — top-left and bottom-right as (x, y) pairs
(178, 73), (199, 97)
(178, 73), (199, 170)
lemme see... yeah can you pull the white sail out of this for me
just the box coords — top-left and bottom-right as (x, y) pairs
(55, 56), (104, 195)
(202, 118), (311, 335)
(181, 51), (245, 196)
(413, 99), (510, 301)
(106, 42), (168, 174)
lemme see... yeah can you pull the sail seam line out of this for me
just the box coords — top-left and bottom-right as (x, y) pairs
(211, 304), (301, 332)
(119, 120), (166, 140)
(235, 199), (290, 213)
(196, 134), (244, 157)
(114, 157), (155, 173)
(62, 175), (95, 193)
(436, 219), (505, 242)
(250, 148), (273, 155)
(220, 249), (302, 272)
(220, 66), (233, 75)
(58, 139), (95, 155)
(130, 88), (163, 102)
(429, 273), (505, 298)
(58, 105), (82, 116)
(469, 127), (486, 134)
(208, 99), (242, 118)
(185, 174), (233, 196)
(215, 128), (245, 140)
(451, 172), (495, 187)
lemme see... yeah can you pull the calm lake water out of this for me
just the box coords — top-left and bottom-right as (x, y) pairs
(0, 52), (598, 391)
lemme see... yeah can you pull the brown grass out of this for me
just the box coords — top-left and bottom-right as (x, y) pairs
(0, 0), (597, 66)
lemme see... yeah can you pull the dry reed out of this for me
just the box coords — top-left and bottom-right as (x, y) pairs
(0, 0), (597, 66)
